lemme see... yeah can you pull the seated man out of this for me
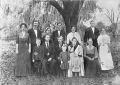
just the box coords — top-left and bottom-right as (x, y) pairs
(42, 34), (56, 76)
(54, 36), (64, 76)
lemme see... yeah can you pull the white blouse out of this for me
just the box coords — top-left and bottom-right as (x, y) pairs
(97, 34), (110, 45)
(67, 32), (81, 44)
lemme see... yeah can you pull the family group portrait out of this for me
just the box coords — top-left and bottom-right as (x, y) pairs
(0, 0), (120, 85)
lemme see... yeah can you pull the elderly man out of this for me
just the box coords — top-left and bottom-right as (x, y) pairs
(84, 20), (100, 49)
(42, 34), (56, 76)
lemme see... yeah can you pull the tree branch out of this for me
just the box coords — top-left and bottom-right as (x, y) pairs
(104, 13), (113, 23)
(116, 10), (120, 23)
(49, 1), (63, 15)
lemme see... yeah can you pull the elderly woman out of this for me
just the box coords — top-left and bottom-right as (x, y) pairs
(84, 38), (100, 77)
(15, 23), (31, 77)
(67, 26), (81, 45)
(97, 28), (114, 71)
(68, 37), (84, 77)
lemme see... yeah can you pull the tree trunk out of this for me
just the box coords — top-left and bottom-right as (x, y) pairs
(49, 0), (84, 34)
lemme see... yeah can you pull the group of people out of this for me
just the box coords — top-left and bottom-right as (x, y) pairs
(14, 20), (114, 78)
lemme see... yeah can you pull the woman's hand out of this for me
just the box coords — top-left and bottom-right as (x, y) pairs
(28, 49), (31, 53)
(88, 57), (92, 60)
(91, 58), (94, 60)
(16, 50), (18, 54)
(34, 52), (38, 55)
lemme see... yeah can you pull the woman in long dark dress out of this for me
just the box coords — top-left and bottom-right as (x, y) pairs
(15, 23), (31, 77)
(84, 38), (100, 77)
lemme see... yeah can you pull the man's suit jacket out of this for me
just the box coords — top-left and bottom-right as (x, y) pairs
(28, 28), (42, 52)
(54, 42), (63, 60)
(32, 45), (44, 61)
(42, 42), (55, 60)
(52, 30), (66, 44)
(84, 27), (100, 47)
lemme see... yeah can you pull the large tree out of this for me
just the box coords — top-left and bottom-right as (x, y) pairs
(31, 0), (85, 34)
(49, 0), (85, 34)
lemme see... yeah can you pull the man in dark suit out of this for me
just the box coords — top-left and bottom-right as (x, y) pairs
(42, 34), (56, 76)
(53, 22), (66, 44)
(28, 20), (42, 74)
(54, 36), (64, 76)
(84, 20), (100, 73)
(84, 20), (100, 49)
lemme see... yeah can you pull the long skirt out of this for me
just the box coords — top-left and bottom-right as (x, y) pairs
(99, 44), (114, 70)
(15, 43), (31, 77)
(68, 53), (84, 77)
(84, 54), (100, 77)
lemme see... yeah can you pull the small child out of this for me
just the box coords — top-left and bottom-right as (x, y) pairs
(59, 45), (70, 77)
(32, 38), (44, 75)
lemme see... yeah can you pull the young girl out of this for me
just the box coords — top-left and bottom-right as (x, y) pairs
(32, 38), (44, 75)
(59, 45), (70, 77)
(68, 37), (84, 77)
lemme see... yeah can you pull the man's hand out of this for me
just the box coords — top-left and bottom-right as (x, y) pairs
(47, 53), (50, 56)
(32, 59), (35, 62)
(61, 61), (63, 64)
(48, 58), (52, 62)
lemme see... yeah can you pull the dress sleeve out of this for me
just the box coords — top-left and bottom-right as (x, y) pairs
(67, 33), (70, 45)
(16, 33), (19, 44)
(67, 52), (70, 61)
(83, 46), (87, 58)
(84, 29), (88, 43)
(97, 35), (101, 45)
(94, 47), (98, 58)
(59, 52), (62, 61)
(77, 33), (82, 44)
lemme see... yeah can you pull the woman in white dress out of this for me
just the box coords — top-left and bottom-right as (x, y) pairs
(67, 26), (81, 45)
(97, 28), (114, 70)
(68, 37), (84, 77)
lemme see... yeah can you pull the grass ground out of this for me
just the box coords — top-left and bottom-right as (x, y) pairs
(0, 39), (120, 85)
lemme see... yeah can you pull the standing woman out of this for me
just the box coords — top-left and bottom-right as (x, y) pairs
(67, 26), (81, 45)
(97, 29), (114, 71)
(15, 23), (31, 77)
(84, 38), (100, 77)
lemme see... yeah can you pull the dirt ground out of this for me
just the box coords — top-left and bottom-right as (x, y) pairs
(0, 39), (120, 85)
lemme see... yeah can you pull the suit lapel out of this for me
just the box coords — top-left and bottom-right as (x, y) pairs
(31, 29), (36, 38)
(56, 30), (58, 37)
(90, 27), (94, 35)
